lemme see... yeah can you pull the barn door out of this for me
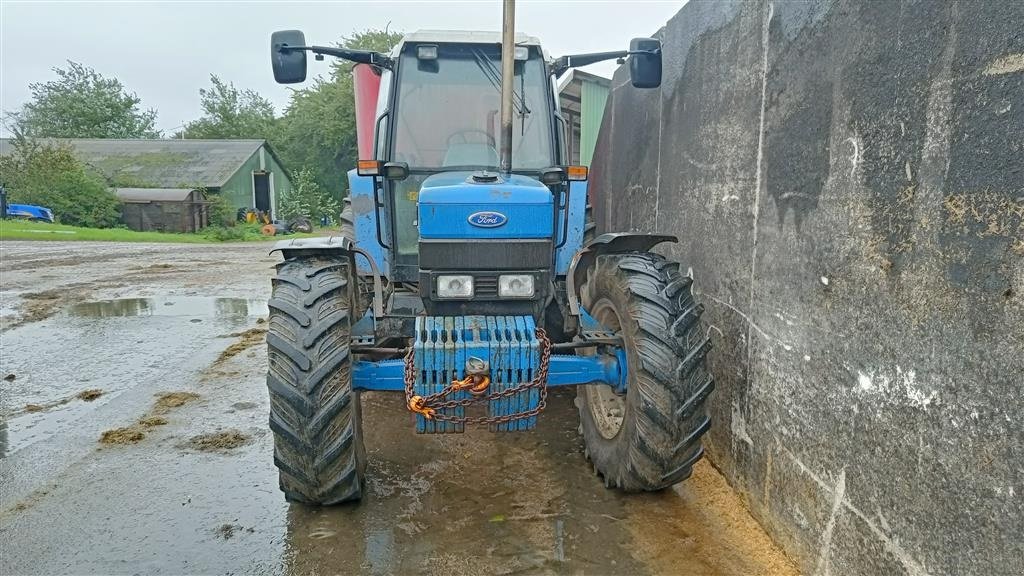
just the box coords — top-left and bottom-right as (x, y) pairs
(253, 172), (271, 214)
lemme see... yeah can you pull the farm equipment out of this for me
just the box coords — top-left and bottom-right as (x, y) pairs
(1, 185), (54, 223)
(265, 1), (713, 504)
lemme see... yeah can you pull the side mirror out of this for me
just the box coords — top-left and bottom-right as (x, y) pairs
(382, 161), (410, 181)
(356, 160), (409, 181)
(271, 30), (307, 84)
(629, 38), (662, 89)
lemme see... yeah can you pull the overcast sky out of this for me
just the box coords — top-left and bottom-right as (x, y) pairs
(0, 1), (684, 137)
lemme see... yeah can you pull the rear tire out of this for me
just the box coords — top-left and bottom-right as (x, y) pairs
(267, 253), (365, 504)
(577, 252), (714, 491)
(338, 196), (373, 318)
(340, 197), (355, 240)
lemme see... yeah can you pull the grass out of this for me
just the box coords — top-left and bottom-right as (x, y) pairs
(0, 220), (326, 243)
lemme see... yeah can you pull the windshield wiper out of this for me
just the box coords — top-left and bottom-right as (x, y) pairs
(471, 48), (530, 117)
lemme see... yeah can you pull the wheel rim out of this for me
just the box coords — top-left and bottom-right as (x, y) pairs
(584, 298), (627, 440)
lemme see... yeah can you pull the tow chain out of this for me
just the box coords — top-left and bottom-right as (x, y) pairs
(404, 328), (552, 426)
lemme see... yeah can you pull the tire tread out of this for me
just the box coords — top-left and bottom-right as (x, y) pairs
(578, 251), (714, 491)
(267, 254), (364, 505)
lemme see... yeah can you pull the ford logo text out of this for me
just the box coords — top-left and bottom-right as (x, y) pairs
(467, 211), (508, 228)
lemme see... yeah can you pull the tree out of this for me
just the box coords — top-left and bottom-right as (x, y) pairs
(180, 75), (276, 139)
(278, 167), (340, 223)
(10, 61), (159, 138)
(171, 28), (402, 201)
(0, 136), (120, 227)
(273, 28), (403, 199)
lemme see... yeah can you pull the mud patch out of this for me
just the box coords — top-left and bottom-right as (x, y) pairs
(3, 483), (56, 515)
(130, 263), (178, 273)
(95, 393), (196, 445)
(153, 391), (200, 413)
(139, 416), (168, 427)
(214, 327), (267, 364)
(10, 289), (73, 328)
(205, 368), (242, 378)
(215, 523), (255, 539)
(17, 388), (105, 414)
(76, 388), (104, 401)
(23, 291), (61, 303)
(217, 523), (238, 539)
(99, 426), (146, 445)
(184, 429), (251, 452)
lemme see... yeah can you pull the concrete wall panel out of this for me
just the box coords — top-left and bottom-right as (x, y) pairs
(593, 1), (1024, 574)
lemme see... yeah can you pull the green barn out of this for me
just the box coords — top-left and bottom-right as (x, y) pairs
(556, 69), (610, 166)
(0, 138), (293, 219)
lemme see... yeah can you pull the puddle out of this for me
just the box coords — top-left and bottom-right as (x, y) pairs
(0, 307), (253, 458)
(65, 297), (267, 319)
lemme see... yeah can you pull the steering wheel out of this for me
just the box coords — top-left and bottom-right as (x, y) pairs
(447, 130), (496, 148)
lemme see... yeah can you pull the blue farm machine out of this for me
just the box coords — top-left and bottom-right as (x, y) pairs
(266, 2), (713, 504)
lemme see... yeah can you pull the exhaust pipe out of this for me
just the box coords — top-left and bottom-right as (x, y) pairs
(499, 0), (515, 174)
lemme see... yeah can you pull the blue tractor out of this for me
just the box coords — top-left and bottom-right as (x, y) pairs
(266, 9), (713, 505)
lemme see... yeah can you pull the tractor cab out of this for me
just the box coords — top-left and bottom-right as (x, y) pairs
(375, 32), (560, 315)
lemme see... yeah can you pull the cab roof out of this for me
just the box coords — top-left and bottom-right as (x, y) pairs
(391, 29), (543, 58)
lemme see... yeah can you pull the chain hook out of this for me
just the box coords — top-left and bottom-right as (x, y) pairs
(407, 395), (436, 420)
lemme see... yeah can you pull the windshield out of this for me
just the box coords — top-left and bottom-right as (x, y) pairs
(391, 43), (554, 171)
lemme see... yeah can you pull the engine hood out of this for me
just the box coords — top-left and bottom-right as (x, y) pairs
(417, 171), (553, 239)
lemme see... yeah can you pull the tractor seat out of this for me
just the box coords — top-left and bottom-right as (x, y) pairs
(442, 143), (499, 168)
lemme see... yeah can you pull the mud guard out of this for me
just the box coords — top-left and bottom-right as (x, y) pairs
(270, 236), (386, 319)
(566, 232), (677, 317)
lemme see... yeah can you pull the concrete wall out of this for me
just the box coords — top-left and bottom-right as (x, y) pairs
(591, 1), (1023, 574)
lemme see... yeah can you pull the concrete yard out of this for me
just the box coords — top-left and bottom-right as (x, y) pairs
(0, 240), (796, 575)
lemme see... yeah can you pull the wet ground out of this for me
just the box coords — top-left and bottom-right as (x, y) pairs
(0, 240), (798, 575)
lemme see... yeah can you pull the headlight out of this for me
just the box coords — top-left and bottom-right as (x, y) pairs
(436, 275), (473, 298)
(498, 274), (535, 298)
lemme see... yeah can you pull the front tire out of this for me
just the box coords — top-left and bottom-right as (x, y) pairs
(577, 252), (714, 491)
(266, 253), (365, 504)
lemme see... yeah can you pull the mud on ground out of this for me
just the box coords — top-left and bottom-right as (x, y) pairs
(0, 241), (798, 575)
(183, 429), (252, 452)
(98, 391), (200, 445)
(214, 327), (267, 364)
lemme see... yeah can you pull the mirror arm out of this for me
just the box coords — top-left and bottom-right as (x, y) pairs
(278, 44), (393, 69)
(551, 48), (661, 77)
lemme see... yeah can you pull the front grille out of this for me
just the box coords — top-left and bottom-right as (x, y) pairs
(419, 239), (551, 270)
(475, 276), (498, 298)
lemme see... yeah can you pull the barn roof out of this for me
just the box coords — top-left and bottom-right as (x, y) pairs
(0, 138), (270, 189)
(114, 188), (197, 202)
